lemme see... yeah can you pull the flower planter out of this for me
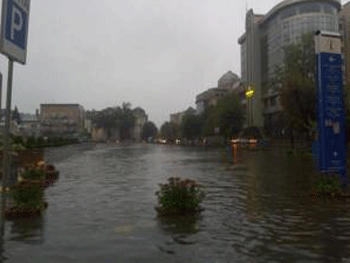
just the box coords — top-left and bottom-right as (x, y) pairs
(311, 191), (350, 199)
(155, 206), (205, 217)
(4, 202), (48, 220)
(45, 171), (59, 180)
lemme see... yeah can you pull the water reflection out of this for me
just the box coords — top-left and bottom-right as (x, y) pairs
(5, 143), (350, 262)
(9, 217), (45, 245)
(157, 214), (202, 236)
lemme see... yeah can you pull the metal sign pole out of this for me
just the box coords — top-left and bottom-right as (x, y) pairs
(0, 58), (13, 242)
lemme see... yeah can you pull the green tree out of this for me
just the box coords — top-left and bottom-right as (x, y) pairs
(216, 92), (245, 138)
(160, 122), (180, 143)
(180, 112), (202, 139)
(142, 121), (158, 141)
(201, 106), (219, 137)
(120, 102), (136, 140)
(275, 32), (316, 141)
(12, 106), (21, 125)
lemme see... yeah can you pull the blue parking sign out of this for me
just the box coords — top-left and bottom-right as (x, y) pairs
(0, 0), (31, 64)
(5, 0), (28, 49)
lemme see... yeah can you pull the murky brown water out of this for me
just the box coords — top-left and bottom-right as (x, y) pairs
(0, 143), (350, 262)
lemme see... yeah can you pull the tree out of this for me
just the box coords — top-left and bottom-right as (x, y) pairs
(160, 122), (180, 143)
(89, 102), (136, 141)
(120, 102), (136, 140)
(275, 33), (316, 141)
(180, 112), (202, 139)
(201, 105), (219, 137)
(12, 106), (21, 125)
(216, 92), (245, 138)
(142, 121), (158, 141)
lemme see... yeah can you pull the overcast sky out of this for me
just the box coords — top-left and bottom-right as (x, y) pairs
(0, 0), (347, 127)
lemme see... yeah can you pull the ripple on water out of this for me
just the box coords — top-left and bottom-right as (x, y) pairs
(4, 144), (350, 262)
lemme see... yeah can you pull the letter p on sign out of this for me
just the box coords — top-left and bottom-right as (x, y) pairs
(11, 5), (23, 41)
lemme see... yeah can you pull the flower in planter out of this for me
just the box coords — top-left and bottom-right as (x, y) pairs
(313, 172), (342, 196)
(10, 181), (45, 210)
(155, 177), (205, 215)
(19, 165), (47, 181)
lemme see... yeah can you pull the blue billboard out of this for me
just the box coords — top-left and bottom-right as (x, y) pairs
(316, 51), (347, 186)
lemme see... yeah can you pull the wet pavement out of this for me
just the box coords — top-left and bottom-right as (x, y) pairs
(0, 143), (349, 262)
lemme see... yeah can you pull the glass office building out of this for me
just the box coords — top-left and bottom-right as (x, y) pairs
(238, 0), (341, 133)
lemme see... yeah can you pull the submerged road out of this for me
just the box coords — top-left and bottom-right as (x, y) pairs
(0, 143), (349, 262)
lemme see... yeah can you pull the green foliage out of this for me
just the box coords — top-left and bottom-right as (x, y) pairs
(21, 167), (47, 180)
(24, 136), (79, 149)
(216, 92), (245, 138)
(201, 106), (219, 136)
(161, 92), (244, 141)
(181, 113), (202, 139)
(160, 122), (180, 142)
(314, 174), (341, 195)
(88, 102), (139, 140)
(142, 121), (158, 141)
(12, 106), (21, 124)
(274, 32), (316, 135)
(11, 182), (44, 209)
(155, 177), (205, 212)
(11, 135), (24, 145)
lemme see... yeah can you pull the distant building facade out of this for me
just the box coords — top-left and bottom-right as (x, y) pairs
(17, 112), (40, 138)
(217, 71), (240, 91)
(170, 107), (196, 125)
(40, 104), (85, 135)
(195, 88), (228, 115)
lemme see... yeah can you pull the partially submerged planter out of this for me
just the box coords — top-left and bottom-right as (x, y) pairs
(311, 190), (350, 200)
(18, 163), (59, 188)
(155, 177), (205, 217)
(7, 181), (47, 220)
(45, 170), (59, 180)
(5, 202), (48, 220)
(155, 206), (205, 217)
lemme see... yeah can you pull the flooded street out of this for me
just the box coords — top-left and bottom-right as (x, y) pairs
(1, 144), (350, 262)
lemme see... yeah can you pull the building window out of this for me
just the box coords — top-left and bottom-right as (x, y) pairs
(299, 3), (321, 14)
(324, 4), (335, 15)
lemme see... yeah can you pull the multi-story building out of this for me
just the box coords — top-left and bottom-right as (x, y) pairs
(217, 71), (240, 91)
(170, 107), (197, 125)
(17, 111), (41, 138)
(238, 0), (341, 134)
(40, 104), (85, 135)
(195, 88), (228, 115)
(195, 71), (240, 115)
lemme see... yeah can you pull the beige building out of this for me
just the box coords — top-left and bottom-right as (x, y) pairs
(40, 104), (85, 134)
(170, 107), (196, 125)
(195, 88), (228, 114)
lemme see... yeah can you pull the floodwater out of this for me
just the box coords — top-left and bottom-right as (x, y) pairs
(1, 143), (350, 262)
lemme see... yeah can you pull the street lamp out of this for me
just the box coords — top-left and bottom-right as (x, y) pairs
(245, 86), (255, 127)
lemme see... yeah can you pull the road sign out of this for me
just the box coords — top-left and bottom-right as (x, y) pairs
(0, 0), (31, 64)
(315, 31), (347, 186)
